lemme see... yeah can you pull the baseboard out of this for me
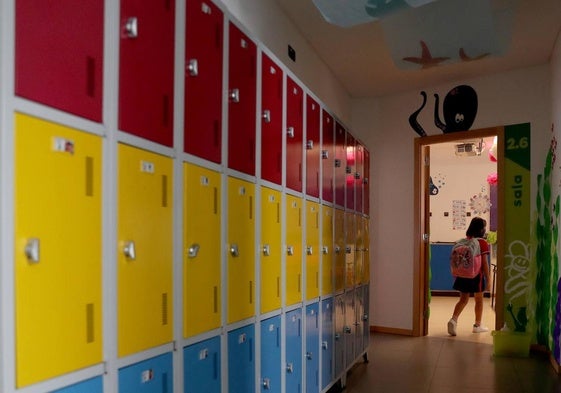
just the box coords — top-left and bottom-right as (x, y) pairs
(370, 325), (413, 336)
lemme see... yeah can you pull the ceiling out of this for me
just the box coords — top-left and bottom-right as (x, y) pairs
(274, 0), (561, 98)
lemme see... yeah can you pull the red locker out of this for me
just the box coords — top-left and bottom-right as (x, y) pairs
(355, 143), (364, 213)
(15, 0), (104, 122)
(345, 132), (356, 211)
(185, 0), (224, 163)
(286, 77), (303, 192)
(334, 122), (346, 207)
(305, 95), (320, 198)
(261, 53), (283, 184)
(119, 0), (175, 146)
(321, 110), (334, 203)
(228, 23), (257, 176)
(363, 148), (370, 215)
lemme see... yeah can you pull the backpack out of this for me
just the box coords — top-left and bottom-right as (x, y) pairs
(450, 238), (482, 278)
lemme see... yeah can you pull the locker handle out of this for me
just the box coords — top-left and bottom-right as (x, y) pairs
(229, 88), (240, 103)
(322, 150), (329, 159)
(322, 341), (328, 350)
(188, 243), (200, 258)
(262, 110), (271, 123)
(346, 166), (352, 174)
(306, 246), (313, 255)
(230, 244), (239, 257)
(334, 245), (341, 254)
(262, 378), (271, 390)
(335, 333), (341, 341)
(344, 326), (352, 334)
(286, 363), (293, 373)
(334, 159), (341, 168)
(123, 17), (138, 38)
(363, 177), (369, 185)
(287, 127), (295, 138)
(286, 245), (294, 256)
(187, 59), (199, 77)
(24, 238), (40, 263)
(322, 246), (329, 255)
(355, 172), (361, 179)
(363, 314), (369, 321)
(123, 241), (136, 260)
(345, 246), (352, 254)
(262, 244), (270, 256)
(306, 140), (314, 150)
(306, 351), (313, 360)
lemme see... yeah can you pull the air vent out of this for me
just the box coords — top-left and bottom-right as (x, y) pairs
(454, 139), (485, 157)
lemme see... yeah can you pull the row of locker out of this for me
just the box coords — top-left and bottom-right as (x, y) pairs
(15, 0), (370, 212)
(47, 287), (369, 393)
(13, 113), (369, 388)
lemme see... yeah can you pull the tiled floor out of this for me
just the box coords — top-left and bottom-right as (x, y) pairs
(340, 297), (561, 393)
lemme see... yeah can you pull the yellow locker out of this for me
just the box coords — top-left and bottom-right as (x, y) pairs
(15, 113), (102, 387)
(260, 187), (282, 313)
(363, 216), (370, 283)
(321, 204), (333, 295)
(333, 208), (345, 293)
(345, 212), (356, 289)
(227, 177), (255, 323)
(305, 201), (320, 300)
(355, 214), (364, 285)
(184, 163), (221, 337)
(285, 194), (302, 306)
(117, 143), (173, 357)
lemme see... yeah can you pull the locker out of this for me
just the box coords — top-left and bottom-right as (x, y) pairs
(53, 377), (103, 393)
(363, 216), (370, 284)
(333, 295), (345, 377)
(344, 290), (356, 367)
(333, 209), (345, 293)
(227, 177), (255, 323)
(305, 95), (320, 197)
(355, 214), (364, 286)
(321, 298), (334, 390)
(285, 308), (303, 393)
(185, 0), (224, 163)
(15, 1), (103, 122)
(285, 194), (303, 306)
(334, 122), (346, 207)
(305, 201), (320, 300)
(321, 110), (335, 203)
(362, 285), (370, 352)
(321, 205), (334, 296)
(286, 77), (304, 192)
(228, 324), (255, 393)
(260, 316), (282, 393)
(119, 0), (175, 146)
(363, 149), (370, 215)
(345, 212), (356, 289)
(355, 143), (364, 213)
(305, 303), (320, 393)
(117, 144), (173, 356)
(118, 353), (173, 393)
(345, 133), (356, 211)
(184, 336), (221, 393)
(228, 22), (257, 175)
(261, 53), (284, 184)
(261, 187), (282, 313)
(15, 114), (102, 387)
(354, 286), (365, 357)
(184, 163), (221, 337)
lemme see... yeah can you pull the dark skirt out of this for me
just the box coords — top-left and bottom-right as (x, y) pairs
(453, 273), (485, 294)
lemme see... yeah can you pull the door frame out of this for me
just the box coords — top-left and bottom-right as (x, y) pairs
(413, 127), (505, 336)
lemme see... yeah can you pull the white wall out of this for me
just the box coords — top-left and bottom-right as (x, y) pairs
(352, 65), (551, 331)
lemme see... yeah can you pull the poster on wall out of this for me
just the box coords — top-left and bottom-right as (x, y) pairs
(452, 200), (466, 230)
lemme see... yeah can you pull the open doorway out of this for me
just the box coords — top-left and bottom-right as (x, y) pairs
(413, 127), (505, 337)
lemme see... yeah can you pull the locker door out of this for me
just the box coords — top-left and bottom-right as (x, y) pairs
(184, 336), (221, 393)
(355, 214), (364, 286)
(321, 205), (334, 296)
(227, 177), (255, 323)
(345, 133), (356, 211)
(305, 303), (320, 393)
(321, 110), (334, 203)
(333, 209), (345, 293)
(228, 22), (257, 175)
(354, 286), (364, 357)
(228, 324), (255, 393)
(305, 95), (320, 198)
(117, 144), (173, 357)
(286, 194), (303, 306)
(362, 285), (370, 351)
(363, 149), (370, 215)
(261, 53), (284, 185)
(334, 122), (346, 207)
(286, 308), (303, 393)
(363, 216), (370, 283)
(306, 201), (320, 300)
(184, 163), (221, 337)
(344, 289), (356, 367)
(119, 0), (175, 146)
(15, 1), (103, 121)
(15, 114), (102, 387)
(53, 377), (103, 393)
(333, 295), (345, 377)
(355, 143), (364, 213)
(321, 298), (334, 390)
(345, 212), (356, 289)
(260, 316), (281, 393)
(261, 187), (282, 313)
(118, 353), (173, 393)
(286, 77), (303, 192)
(185, 0), (223, 163)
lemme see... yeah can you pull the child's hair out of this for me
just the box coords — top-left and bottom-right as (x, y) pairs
(466, 217), (487, 238)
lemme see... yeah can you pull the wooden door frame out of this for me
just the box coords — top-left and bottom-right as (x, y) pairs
(413, 127), (505, 336)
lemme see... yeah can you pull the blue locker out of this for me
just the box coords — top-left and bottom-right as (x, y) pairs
(305, 303), (320, 393)
(228, 324), (255, 393)
(285, 308), (302, 393)
(118, 353), (173, 393)
(344, 290), (356, 367)
(333, 295), (345, 377)
(184, 336), (221, 393)
(354, 287), (365, 358)
(52, 377), (102, 393)
(321, 298), (334, 390)
(261, 316), (281, 393)
(362, 285), (370, 352)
